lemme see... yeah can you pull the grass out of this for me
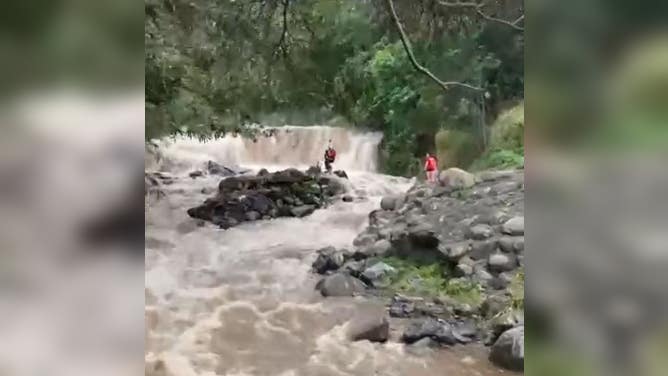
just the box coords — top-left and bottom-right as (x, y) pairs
(509, 268), (525, 310)
(470, 148), (524, 171)
(380, 256), (484, 305)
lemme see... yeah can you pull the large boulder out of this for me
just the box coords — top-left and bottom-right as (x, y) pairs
(438, 168), (476, 189)
(316, 273), (367, 297)
(489, 326), (524, 371)
(347, 307), (389, 343)
(401, 318), (458, 345)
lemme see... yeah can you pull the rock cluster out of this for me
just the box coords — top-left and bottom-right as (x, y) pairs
(187, 168), (348, 229)
(310, 168), (525, 370)
(354, 169), (524, 294)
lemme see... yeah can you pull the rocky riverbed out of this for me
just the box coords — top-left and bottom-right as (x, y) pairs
(310, 167), (525, 372)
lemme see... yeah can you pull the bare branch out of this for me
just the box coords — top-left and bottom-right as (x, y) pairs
(475, 8), (524, 31)
(273, 0), (290, 59)
(438, 1), (524, 31)
(385, 0), (482, 92)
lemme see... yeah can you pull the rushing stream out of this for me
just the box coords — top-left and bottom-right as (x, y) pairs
(145, 126), (511, 376)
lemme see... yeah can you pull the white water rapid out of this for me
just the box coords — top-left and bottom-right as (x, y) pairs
(145, 126), (506, 376)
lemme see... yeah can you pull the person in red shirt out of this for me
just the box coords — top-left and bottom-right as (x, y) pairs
(424, 153), (438, 183)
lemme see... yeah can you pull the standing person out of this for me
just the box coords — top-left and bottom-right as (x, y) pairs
(324, 140), (336, 173)
(424, 153), (438, 183)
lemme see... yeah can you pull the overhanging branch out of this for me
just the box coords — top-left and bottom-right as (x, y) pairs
(438, 1), (524, 31)
(385, 0), (482, 92)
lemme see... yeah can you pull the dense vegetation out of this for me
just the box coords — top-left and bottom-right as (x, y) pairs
(145, 0), (524, 175)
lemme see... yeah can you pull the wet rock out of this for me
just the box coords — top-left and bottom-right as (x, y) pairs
(406, 337), (437, 355)
(402, 318), (458, 345)
(347, 310), (389, 343)
(341, 259), (367, 277)
(502, 216), (524, 235)
(257, 168), (270, 176)
(333, 170), (348, 179)
(342, 195), (354, 202)
(189, 170), (204, 179)
(489, 326), (524, 371)
(316, 273), (367, 297)
(291, 205), (316, 218)
(452, 320), (478, 343)
(312, 247), (346, 274)
(353, 231), (378, 248)
(438, 168), (476, 189)
(389, 300), (416, 318)
(362, 262), (396, 286)
(207, 160), (237, 176)
(354, 239), (391, 259)
(467, 224), (493, 240)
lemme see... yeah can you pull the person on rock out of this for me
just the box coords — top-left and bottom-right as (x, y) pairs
(324, 140), (336, 173)
(424, 153), (438, 183)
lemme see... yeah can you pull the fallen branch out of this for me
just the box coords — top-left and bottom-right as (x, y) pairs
(385, 0), (482, 91)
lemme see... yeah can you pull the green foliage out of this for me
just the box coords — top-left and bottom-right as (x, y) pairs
(470, 148), (524, 171)
(489, 102), (525, 152)
(382, 256), (447, 297)
(145, 0), (524, 175)
(435, 129), (482, 169)
(380, 256), (484, 305)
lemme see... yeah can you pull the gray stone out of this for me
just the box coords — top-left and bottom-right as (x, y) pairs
(488, 253), (517, 273)
(389, 300), (416, 318)
(502, 216), (524, 235)
(513, 237), (524, 253)
(472, 264), (494, 284)
(498, 237), (515, 253)
(316, 273), (367, 297)
(312, 247), (346, 274)
(489, 326), (524, 371)
(402, 318), (458, 345)
(291, 205), (316, 218)
(354, 239), (392, 259)
(467, 224), (493, 240)
(362, 262), (397, 285)
(441, 241), (471, 261)
(353, 232), (378, 248)
(454, 263), (473, 277)
(342, 195), (354, 202)
(469, 239), (498, 260)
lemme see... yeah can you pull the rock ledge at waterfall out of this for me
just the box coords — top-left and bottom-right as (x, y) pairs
(310, 168), (524, 371)
(187, 167), (348, 229)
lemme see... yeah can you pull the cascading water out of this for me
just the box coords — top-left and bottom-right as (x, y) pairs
(145, 126), (506, 376)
